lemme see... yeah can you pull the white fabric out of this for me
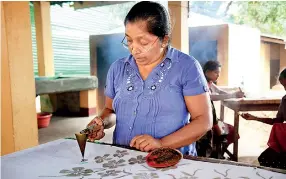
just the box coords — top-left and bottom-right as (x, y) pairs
(1, 139), (285, 179)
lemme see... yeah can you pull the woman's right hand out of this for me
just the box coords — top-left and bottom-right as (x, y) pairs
(233, 91), (245, 98)
(87, 117), (105, 141)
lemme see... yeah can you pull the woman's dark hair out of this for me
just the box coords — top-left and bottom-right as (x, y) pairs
(203, 60), (221, 74)
(124, 1), (171, 42)
(279, 68), (286, 80)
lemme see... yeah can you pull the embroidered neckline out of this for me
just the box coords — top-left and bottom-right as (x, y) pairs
(123, 58), (172, 97)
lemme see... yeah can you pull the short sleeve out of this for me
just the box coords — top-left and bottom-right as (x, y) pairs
(104, 64), (116, 99)
(182, 59), (209, 96)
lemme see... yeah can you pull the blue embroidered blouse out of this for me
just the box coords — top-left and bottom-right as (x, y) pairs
(104, 47), (208, 156)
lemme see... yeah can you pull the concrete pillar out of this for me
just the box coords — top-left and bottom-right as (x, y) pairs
(0, 2), (2, 156)
(34, 1), (54, 77)
(280, 44), (286, 71)
(79, 90), (97, 116)
(1, 2), (38, 155)
(217, 25), (229, 86)
(260, 43), (271, 91)
(34, 1), (55, 113)
(168, 1), (189, 54)
(89, 37), (103, 114)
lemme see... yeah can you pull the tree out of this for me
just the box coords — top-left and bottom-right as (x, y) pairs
(190, 1), (286, 38)
(228, 1), (286, 37)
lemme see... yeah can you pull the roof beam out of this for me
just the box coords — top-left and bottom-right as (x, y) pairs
(72, 1), (128, 10)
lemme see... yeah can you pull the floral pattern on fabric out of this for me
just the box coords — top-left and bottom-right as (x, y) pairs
(6, 139), (278, 179)
(59, 167), (93, 177)
(123, 59), (173, 98)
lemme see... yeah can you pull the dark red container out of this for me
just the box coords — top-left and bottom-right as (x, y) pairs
(146, 147), (183, 168)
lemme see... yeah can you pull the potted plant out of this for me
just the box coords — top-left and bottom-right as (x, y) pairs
(37, 112), (52, 128)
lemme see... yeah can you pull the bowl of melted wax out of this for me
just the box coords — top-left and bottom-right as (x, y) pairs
(146, 147), (183, 168)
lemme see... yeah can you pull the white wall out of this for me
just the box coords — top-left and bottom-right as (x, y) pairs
(228, 24), (262, 97)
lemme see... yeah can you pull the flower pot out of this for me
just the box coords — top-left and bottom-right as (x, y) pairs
(37, 112), (52, 128)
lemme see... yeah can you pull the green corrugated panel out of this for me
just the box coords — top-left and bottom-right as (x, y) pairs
(30, 4), (38, 76)
(29, 2), (170, 77)
(30, 3), (120, 76)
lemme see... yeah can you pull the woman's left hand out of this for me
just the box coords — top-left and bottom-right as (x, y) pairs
(130, 135), (162, 152)
(240, 113), (257, 120)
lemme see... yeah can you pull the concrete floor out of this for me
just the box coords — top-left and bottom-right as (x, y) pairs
(38, 115), (115, 144)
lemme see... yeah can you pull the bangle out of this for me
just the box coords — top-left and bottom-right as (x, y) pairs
(97, 116), (103, 122)
(96, 116), (105, 126)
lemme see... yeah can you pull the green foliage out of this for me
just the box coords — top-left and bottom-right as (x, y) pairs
(229, 1), (286, 37)
(49, 1), (82, 7)
(190, 1), (286, 38)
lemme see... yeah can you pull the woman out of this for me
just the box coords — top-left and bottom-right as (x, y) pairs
(86, 1), (212, 156)
(196, 60), (245, 158)
(240, 68), (286, 169)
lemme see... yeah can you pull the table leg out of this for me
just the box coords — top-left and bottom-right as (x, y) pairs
(233, 111), (239, 161)
(220, 103), (225, 121)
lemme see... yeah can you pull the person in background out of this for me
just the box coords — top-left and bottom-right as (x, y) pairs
(203, 60), (245, 101)
(241, 68), (286, 169)
(86, 1), (213, 156)
(196, 60), (245, 158)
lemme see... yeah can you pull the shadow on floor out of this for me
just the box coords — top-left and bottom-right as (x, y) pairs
(238, 156), (260, 166)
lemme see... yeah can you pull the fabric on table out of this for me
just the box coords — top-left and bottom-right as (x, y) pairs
(1, 139), (285, 179)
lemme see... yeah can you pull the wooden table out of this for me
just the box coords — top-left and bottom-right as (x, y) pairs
(220, 97), (281, 161)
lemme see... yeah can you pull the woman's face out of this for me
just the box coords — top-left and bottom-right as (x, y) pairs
(125, 21), (165, 65)
(205, 68), (221, 82)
